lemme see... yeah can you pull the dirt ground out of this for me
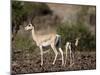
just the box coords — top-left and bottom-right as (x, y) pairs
(11, 48), (96, 75)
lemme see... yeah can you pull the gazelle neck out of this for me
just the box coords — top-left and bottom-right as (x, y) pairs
(75, 38), (79, 46)
(31, 27), (37, 41)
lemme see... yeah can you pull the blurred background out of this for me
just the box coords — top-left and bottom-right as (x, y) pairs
(12, 1), (96, 51)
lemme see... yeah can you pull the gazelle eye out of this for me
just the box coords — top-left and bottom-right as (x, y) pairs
(28, 24), (31, 26)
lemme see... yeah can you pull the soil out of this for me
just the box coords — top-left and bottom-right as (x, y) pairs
(11, 48), (96, 75)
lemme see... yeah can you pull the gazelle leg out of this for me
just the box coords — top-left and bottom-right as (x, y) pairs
(59, 48), (64, 65)
(51, 45), (58, 65)
(70, 51), (75, 67)
(72, 51), (75, 64)
(69, 45), (72, 65)
(39, 46), (43, 66)
(65, 45), (68, 65)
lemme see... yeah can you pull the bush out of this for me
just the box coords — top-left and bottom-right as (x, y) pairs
(57, 22), (96, 51)
(14, 34), (36, 50)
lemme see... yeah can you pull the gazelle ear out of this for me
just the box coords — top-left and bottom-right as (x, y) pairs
(32, 23), (34, 26)
(32, 23), (36, 27)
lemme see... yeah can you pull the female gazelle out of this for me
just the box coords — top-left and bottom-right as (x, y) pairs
(25, 23), (64, 66)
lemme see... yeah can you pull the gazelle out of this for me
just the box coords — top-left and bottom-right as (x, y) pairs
(65, 37), (80, 66)
(25, 23), (64, 66)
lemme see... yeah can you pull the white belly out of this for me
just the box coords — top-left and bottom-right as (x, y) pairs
(41, 41), (51, 47)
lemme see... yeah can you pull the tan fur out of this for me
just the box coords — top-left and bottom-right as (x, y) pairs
(25, 24), (64, 66)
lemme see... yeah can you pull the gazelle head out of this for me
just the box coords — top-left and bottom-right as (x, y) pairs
(75, 37), (80, 46)
(25, 23), (34, 31)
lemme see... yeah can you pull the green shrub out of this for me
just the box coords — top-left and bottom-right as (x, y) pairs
(14, 34), (35, 50)
(57, 22), (96, 51)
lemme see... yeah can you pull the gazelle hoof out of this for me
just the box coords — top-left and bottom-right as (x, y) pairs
(52, 62), (55, 65)
(41, 63), (43, 66)
(62, 63), (64, 66)
(69, 63), (74, 67)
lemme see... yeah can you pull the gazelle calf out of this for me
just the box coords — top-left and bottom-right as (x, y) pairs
(65, 38), (80, 66)
(25, 23), (64, 66)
